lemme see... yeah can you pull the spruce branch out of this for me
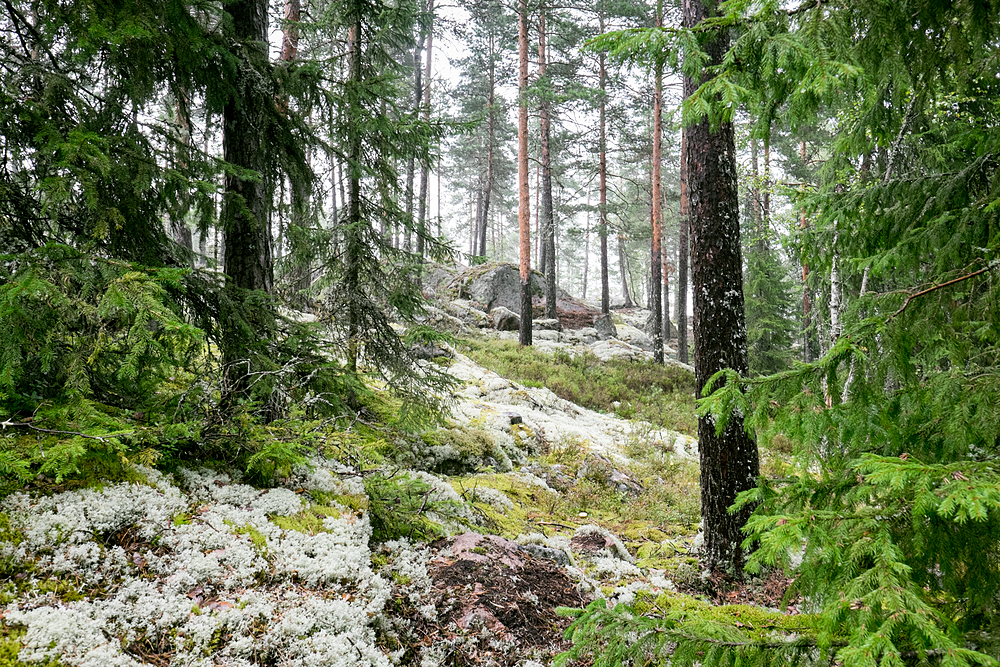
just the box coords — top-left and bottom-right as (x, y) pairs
(887, 265), (993, 322)
(0, 419), (131, 443)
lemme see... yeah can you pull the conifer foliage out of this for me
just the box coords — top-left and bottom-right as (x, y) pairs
(560, 0), (1000, 664)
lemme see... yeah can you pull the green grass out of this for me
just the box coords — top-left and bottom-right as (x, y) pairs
(460, 338), (698, 435)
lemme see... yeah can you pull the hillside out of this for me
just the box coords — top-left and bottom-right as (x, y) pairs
(0, 299), (799, 667)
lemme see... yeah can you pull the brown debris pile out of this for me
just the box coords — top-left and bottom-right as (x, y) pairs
(413, 532), (587, 665)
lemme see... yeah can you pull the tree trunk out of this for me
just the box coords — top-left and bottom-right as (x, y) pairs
(538, 4), (557, 320)
(404, 39), (423, 253)
(221, 0), (274, 406)
(677, 128), (689, 364)
(477, 55), (495, 258)
(345, 20), (363, 375)
(683, 0), (759, 572)
(800, 139), (813, 362)
(416, 0), (433, 264)
(650, 28), (664, 364)
(171, 94), (194, 265)
(598, 14), (610, 316)
(583, 189), (591, 300)
(517, 0), (532, 345)
(618, 231), (633, 307)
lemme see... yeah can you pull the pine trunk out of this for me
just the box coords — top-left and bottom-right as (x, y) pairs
(650, 43), (664, 364)
(517, 0), (532, 346)
(677, 128), (689, 364)
(598, 16), (610, 316)
(683, 0), (759, 572)
(345, 21), (363, 375)
(538, 5), (557, 320)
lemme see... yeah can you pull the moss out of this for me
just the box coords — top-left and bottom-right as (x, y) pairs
(451, 474), (561, 539)
(0, 626), (63, 667)
(269, 504), (344, 535)
(229, 522), (270, 557)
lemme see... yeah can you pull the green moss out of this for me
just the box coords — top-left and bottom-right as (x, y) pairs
(269, 505), (344, 535)
(0, 625), (61, 667)
(229, 522), (270, 557)
(451, 474), (560, 539)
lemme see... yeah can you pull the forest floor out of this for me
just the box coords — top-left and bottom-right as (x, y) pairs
(0, 322), (796, 667)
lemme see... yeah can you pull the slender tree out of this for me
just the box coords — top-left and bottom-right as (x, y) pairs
(220, 0), (276, 409)
(538, 2), (558, 320)
(517, 0), (532, 346)
(598, 9), (611, 315)
(649, 3), (664, 363)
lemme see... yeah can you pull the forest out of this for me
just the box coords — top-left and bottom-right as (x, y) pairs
(1, 0), (999, 666)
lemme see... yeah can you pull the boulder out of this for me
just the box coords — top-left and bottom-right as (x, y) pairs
(588, 338), (649, 361)
(534, 329), (559, 342)
(618, 324), (654, 351)
(533, 318), (562, 331)
(491, 306), (521, 331)
(451, 263), (540, 313)
(593, 313), (617, 340)
(446, 299), (491, 328)
(563, 327), (599, 345)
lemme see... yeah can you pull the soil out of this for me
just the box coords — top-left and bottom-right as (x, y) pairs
(409, 533), (587, 666)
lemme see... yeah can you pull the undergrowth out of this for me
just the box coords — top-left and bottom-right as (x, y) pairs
(460, 338), (697, 434)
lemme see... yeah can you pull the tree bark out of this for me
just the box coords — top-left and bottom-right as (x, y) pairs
(684, 0), (759, 572)
(618, 231), (633, 307)
(677, 128), (689, 364)
(221, 0), (273, 406)
(416, 0), (434, 263)
(800, 139), (813, 362)
(477, 52), (495, 258)
(598, 13), (610, 316)
(404, 38), (423, 253)
(650, 21), (664, 363)
(538, 4), (557, 320)
(517, 0), (532, 345)
(345, 20), (363, 375)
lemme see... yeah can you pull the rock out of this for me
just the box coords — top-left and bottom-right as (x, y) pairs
(414, 305), (467, 333)
(588, 338), (649, 362)
(421, 261), (461, 300)
(446, 299), (491, 328)
(519, 543), (571, 566)
(491, 306), (521, 331)
(451, 263), (541, 314)
(532, 318), (562, 331)
(534, 329), (559, 342)
(577, 453), (644, 497)
(503, 411), (523, 425)
(617, 324), (653, 351)
(564, 327), (599, 345)
(593, 313), (617, 340)
(409, 342), (454, 360)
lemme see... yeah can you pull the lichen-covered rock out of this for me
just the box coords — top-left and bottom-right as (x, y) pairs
(445, 299), (491, 328)
(491, 306), (521, 331)
(532, 318), (562, 331)
(617, 324), (654, 351)
(593, 313), (617, 340)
